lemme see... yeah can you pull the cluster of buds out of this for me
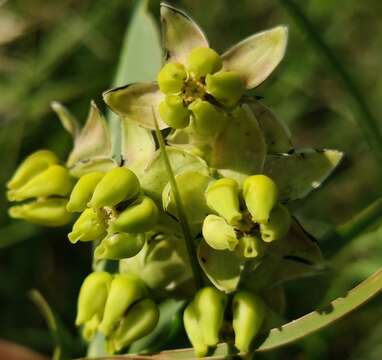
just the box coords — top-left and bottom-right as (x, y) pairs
(184, 287), (266, 356)
(6, 150), (73, 226)
(66, 167), (159, 260)
(76, 272), (159, 353)
(203, 174), (291, 257)
(157, 47), (245, 135)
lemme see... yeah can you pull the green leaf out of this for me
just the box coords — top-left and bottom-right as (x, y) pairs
(211, 104), (266, 184)
(160, 3), (209, 63)
(162, 171), (212, 235)
(247, 99), (293, 154)
(222, 26), (288, 89)
(128, 299), (186, 354)
(197, 239), (245, 293)
(141, 148), (209, 203)
(77, 267), (382, 358)
(263, 149), (343, 201)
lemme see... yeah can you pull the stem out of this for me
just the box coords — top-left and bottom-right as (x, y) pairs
(276, 0), (382, 168)
(153, 114), (203, 290)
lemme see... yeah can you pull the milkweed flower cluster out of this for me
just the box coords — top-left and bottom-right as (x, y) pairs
(6, 3), (343, 357)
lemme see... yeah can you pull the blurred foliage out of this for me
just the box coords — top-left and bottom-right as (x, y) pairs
(0, 0), (381, 359)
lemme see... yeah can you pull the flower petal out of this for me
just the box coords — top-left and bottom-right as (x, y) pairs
(222, 26), (288, 89)
(160, 2), (209, 63)
(67, 101), (112, 168)
(211, 104), (266, 185)
(69, 157), (118, 178)
(263, 149), (344, 201)
(51, 101), (79, 138)
(103, 82), (166, 130)
(197, 239), (244, 293)
(247, 99), (293, 153)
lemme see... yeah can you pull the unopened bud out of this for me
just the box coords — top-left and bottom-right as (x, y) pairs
(94, 232), (145, 260)
(112, 299), (159, 352)
(202, 215), (238, 251)
(187, 47), (222, 78)
(66, 172), (104, 212)
(157, 62), (187, 94)
(9, 198), (72, 227)
(159, 95), (190, 129)
(89, 167), (140, 208)
(7, 165), (73, 202)
(260, 203), (291, 242)
(68, 208), (106, 244)
(232, 291), (266, 353)
(205, 178), (241, 225)
(111, 196), (159, 234)
(206, 71), (245, 107)
(82, 314), (100, 341)
(7, 150), (59, 190)
(99, 274), (146, 336)
(183, 302), (208, 358)
(243, 175), (278, 224)
(189, 99), (227, 136)
(194, 287), (227, 346)
(75, 271), (112, 326)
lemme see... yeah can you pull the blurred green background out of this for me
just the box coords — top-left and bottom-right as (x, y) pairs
(0, 0), (381, 359)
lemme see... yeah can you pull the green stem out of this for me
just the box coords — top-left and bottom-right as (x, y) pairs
(276, 0), (382, 168)
(153, 115), (204, 290)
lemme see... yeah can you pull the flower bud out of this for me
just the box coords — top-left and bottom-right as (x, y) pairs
(75, 271), (112, 326)
(205, 178), (241, 226)
(66, 171), (104, 212)
(111, 196), (159, 234)
(232, 291), (266, 353)
(7, 165), (73, 202)
(9, 198), (72, 227)
(189, 99), (227, 136)
(94, 232), (145, 260)
(88, 167), (140, 208)
(206, 71), (245, 107)
(194, 287), (227, 346)
(202, 215), (238, 251)
(243, 175), (278, 224)
(157, 62), (187, 94)
(159, 95), (190, 129)
(7, 150), (59, 190)
(68, 208), (106, 244)
(260, 203), (291, 242)
(82, 314), (100, 341)
(236, 234), (265, 259)
(99, 274), (146, 336)
(183, 302), (209, 358)
(112, 299), (159, 352)
(187, 47), (222, 78)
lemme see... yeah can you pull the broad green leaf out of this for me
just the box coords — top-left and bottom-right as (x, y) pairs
(67, 101), (112, 168)
(141, 148), (209, 203)
(119, 233), (193, 295)
(162, 171), (212, 234)
(160, 3), (209, 63)
(197, 239), (245, 293)
(222, 26), (288, 89)
(263, 149), (344, 201)
(129, 299), (186, 354)
(107, 0), (162, 165)
(247, 99), (293, 153)
(211, 104), (266, 184)
(51, 101), (79, 138)
(103, 82), (166, 130)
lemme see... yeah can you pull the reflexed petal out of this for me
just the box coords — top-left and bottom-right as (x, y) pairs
(222, 26), (288, 89)
(51, 101), (79, 138)
(67, 101), (112, 167)
(160, 3), (209, 63)
(103, 82), (166, 130)
(197, 239), (244, 293)
(247, 99), (293, 153)
(263, 149), (344, 201)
